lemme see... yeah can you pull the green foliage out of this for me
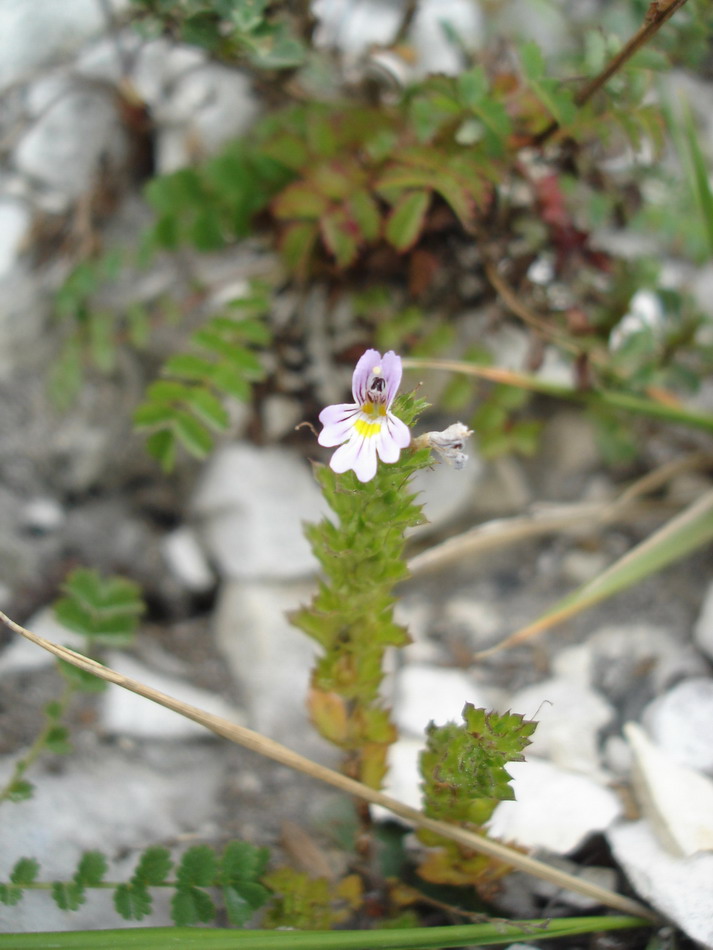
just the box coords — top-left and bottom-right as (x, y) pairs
(128, 0), (305, 68)
(262, 868), (362, 930)
(1, 840), (270, 927)
(53, 568), (143, 647)
(421, 705), (537, 826)
(416, 705), (535, 893)
(133, 282), (272, 469)
(291, 392), (431, 787)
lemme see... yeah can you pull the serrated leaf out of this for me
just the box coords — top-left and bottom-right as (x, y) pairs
(457, 66), (488, 107)
(347, 189), (382, 242)
(0, 884), (23, 906)
(133, 846), (172, 886)
(176, 846), (218, 888)
(223, 882), (269, 926)
(45, 725), (72, 755)
(272, 182), (329, 219)
(220, 841), (270, 885)
(6, 779), (34, 802)
(163, 354), (216, 381)
(52, 881), (85, 912)
(75, 852), (108, 887)
(385, 190), (430, 252)
(146, 429), (177, 472)
(133, 402), (179, 428)
(182, 387), (230, 430)
(114, 882), (152, 921)
(172, 410), (214, 458)
(171, 885), (216, 926)
(11, 858), (39, 886)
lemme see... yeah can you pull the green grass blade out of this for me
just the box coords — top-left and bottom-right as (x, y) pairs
(0, 916), (649, 950)
(682, 102), (713, 257)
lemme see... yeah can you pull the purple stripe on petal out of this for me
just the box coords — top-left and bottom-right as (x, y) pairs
(380, 351), (403, 406)
(376, 424), (400, 463)
(351, 348), (382, 404)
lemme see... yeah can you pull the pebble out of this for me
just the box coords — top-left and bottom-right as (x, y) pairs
(213, 578), (326, 754)
(642, 678), (713, 775)
(193, 443), (327, 580)
(0, 198), (30, 280)
(0, 0), (128, 93)
(625, 722), (713, 858)
(15, 80), (127, 206)
(487, 758), (623, 854)
(608, 820), (713, 946)
(508, 676), (615, 780)
(101, 653), (244, 740)
(393, 664), (495, 738)
(161, 526), (215, 594)
(0, 744), (223, 931)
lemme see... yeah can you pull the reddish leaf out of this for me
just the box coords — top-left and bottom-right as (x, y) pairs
(320, 206), (361, 268)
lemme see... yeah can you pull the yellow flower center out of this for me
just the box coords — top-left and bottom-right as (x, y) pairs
(354, 418), (381, 438)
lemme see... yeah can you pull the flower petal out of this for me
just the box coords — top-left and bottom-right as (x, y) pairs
(330, 433), (378, 482)
(380, 350), (403, 407)
(376, 411), (410, 463)
(318, 403), (359, 446)
(386, 411), (411, 448)
(351, 348), (382, 404)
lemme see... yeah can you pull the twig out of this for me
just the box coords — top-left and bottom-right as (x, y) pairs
(536, 0), (691, 145)
(0, 610), (657, 922)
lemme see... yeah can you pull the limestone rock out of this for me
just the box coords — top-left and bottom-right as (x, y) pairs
(488, 758), (623, 854)
(642, 678), (713, 775)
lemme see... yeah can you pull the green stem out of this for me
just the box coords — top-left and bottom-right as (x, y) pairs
(0, 682), (74, 805)
(0, 916), (650, 950)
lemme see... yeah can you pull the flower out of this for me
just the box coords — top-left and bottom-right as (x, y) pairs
(420, 422), (473, 469)
(318, 349), (411, 482)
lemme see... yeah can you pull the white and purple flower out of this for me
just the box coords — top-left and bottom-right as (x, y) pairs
(318, 349), (411, 482)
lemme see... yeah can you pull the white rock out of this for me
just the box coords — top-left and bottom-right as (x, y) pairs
(410, 0), (484, 77)
(74, 30), (142, 83)
(162, 526), (215, 593)
(509, 676), (615, 780)
(193, 444), (327, 580)
(376, 736), (425, 817)
(471, 456), (532, 516)
(262, 395), (302, 442)
(213, 579), (324, 753)
(488, 758), (623, 854)
(0, 607), (86, 676)
(394, 665), (493, 738)
(588, 623), (708, 697)
(21, 496), (65, 534)
(155, 65), (259, 173)
(694, 580), (713, 661)
(442, 596), (501, 647)
(625, 723), (713, 857)
(312, 0), (403, 57)
(0, 198), (30, 279)
(101, 653), (243, 740)
(608, 820), (713, 946)
(642, 678), (713, 775)
(409, 451), (482, 536)
(0, 0), (129, 93)
(130, 40), (207, 107)
(0, 744), (222, 931)
(15, 82), (127, 205)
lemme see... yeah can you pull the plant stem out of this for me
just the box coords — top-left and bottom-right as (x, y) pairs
(536, 0), (690, 144)
(0, 682), (74, 805)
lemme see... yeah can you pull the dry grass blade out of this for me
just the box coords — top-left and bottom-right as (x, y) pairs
(474, 487), (713, 659)
(0, 610), (657, 921)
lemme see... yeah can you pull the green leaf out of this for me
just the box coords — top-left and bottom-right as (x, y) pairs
(385, 190), (430, 252)
(520, 41), (576, 126)
(183, 387), (230, 430)
(457, 66), (488, 108)
(682, 103), (713, 257)
(320, 208), (360, 268)
(280, 220), (319, 277)
(0, 884), (23, 907)
(176, 846), (218, 887)
(146, 430), (177, 472)
(133, 846), (172, 886)
(53, 569), (143, 647)
(52, 881), (86, 912)
(172, 410), (214, 458)
(272, 182), (329, 219)
(113, 882), (152, 921)
(75, 852), (108, 887)
(45, 725), (72, 755)
(5, 779), (34, 802)
(171, 885), (216, 926)
(10, 859), (39, 886)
